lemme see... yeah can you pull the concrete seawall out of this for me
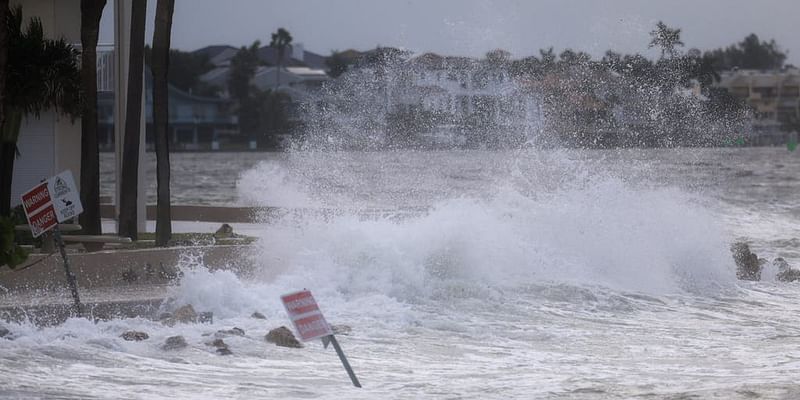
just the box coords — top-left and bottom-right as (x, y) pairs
(0, 245), (255, 325)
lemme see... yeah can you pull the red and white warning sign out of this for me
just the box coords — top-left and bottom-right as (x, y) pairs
(20, 170), (83, 237)
(281, 289), (333, 342)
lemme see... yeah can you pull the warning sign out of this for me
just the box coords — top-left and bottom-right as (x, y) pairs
(20, 170), (83, 237)
(281, 290), (333, 342)
(21, 182), (51, 215)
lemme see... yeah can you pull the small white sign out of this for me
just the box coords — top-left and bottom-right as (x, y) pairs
(47, 170), (83, 223)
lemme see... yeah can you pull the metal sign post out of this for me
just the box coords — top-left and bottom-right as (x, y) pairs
(52, 227), (82, 316)
(281, 289), (362, 388)
(328, 334), (361, 388)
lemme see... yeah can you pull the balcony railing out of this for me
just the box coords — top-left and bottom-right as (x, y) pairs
(97, 44), (115, 92)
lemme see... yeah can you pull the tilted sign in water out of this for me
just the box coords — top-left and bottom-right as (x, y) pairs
(281, 289), (361, 387)
(281, 289), (334, 341)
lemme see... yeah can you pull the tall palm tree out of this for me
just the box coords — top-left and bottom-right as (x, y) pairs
(152, 0), (174, 246)
(118, 0), (147, 240)
(269, 27), (292, 89)
(0, 0), (7, 153)
(1, 6), (82, 215)
(79, 0), (107, 236)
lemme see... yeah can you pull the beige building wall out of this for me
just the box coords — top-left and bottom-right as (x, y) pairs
(10, 0), (82, 204)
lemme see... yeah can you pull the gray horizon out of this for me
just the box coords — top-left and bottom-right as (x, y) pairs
(100, 0), (799, 65)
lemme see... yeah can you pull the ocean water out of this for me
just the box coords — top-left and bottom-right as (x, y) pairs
(3, 147), (800, 399)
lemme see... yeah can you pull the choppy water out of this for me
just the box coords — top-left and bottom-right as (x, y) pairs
(3, 147), (800, 399)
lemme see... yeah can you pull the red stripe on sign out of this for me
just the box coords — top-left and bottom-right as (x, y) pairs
(294, 314), (332, 341)
(292, 304), (319, 315)
(281, 291), (312, 303)
(282, 290), (322, 316)
(21, 183), (51, 214)
(28, 204), (57, 237)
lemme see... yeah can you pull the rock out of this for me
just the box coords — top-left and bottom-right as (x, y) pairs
(251, 312), (266, 320)
(162, 335), (188, 351)
(207, 338), (233, 355)
(265, 326), (303, 348)
(198, 312), (214, 324)
(731, 242), (762, 281)
(214, 224), (235, 239)
(120, 331), (149, 341)
(158, 312), (176, 327)
(774, 258), (800, 282)
(216, 327), (245, 337)
(0, 326), (10, 339)
(173, 304), (198, 324)
(216, 347), (233, 356)
(331, 324), (352, 335)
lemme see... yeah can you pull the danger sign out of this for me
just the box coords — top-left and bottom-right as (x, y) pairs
(20, 170), (83, 237)
(281, 290), (333, 341)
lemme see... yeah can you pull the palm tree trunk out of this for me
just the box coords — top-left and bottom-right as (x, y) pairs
(79, 0), (106, 235)
(118, 0), (146, 240)
(0, 0), (9, 216)
(152, 0), (174, 246)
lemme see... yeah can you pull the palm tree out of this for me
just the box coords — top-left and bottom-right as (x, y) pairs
(79, 0), (107, 236)
(117, 0), (147, 240)
(0, 0), (8, 152)
(649, 21), (684, 59)
(152, 0), (175, 246)
(1, 6), (82, 215)
(269, 27), (292, 89)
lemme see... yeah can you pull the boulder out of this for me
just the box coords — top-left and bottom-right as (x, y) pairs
(0, 326), (10, 339)
(120, 331), (149, 341)
(731, 242), (762, 281)
(173, 305), (198, 324)
(331, 324), (352, 335)
(162, 335), (188, 351)
(774, 258), (800, 282)
(265, 326), (303, 348)
(216, 327), (245, 337)
(207, 338), (233, 355)
(251, 312), (266, 320)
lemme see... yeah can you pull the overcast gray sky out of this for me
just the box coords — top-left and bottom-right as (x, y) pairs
(100, 0), (799, 64)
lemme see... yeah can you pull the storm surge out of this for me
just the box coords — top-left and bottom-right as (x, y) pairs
(228, 152), (735, 307)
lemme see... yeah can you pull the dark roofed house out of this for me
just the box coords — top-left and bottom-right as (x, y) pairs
(193, 42), (328, 70)
(98, 68), (238, 151)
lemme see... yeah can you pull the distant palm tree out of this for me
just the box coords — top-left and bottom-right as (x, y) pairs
(152, 0), (175, 246)
(118, 0), (147, 240)
(649, 21), (684, 59)
(1, 6), (82, 215)
(79, 0), (107, 236)
(269, 27), (292, 89)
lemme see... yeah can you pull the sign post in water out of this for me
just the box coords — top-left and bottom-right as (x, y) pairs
(281, 289), (361, 388)
(20, 170), (84, 315)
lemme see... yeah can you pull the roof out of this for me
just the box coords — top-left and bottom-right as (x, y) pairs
(192, 45), (237, 60)
(194, 44), (328, 70)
